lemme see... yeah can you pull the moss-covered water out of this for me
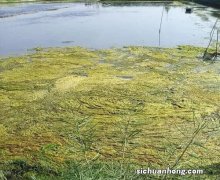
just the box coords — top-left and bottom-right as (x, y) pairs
(0, 46), (220, 179)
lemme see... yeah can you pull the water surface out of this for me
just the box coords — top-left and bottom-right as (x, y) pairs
(0, 1), (220, 56)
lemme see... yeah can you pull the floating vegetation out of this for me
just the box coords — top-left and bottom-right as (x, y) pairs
(0, 46), (220, 179)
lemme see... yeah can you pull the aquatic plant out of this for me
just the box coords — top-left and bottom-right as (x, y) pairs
(0, 46), (219, 179)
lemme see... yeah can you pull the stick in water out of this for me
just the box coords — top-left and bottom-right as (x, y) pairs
(203, 19), (218, 59)
(159, 6), (165, 47)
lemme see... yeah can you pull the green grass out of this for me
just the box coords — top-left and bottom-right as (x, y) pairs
(0, 46), (220, 179)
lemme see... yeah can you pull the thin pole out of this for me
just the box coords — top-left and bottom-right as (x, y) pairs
(159, 6), (165, 47)
(216, 30), (219, 55)
(214, 30), (219, 61)
(203, 19), (218, 59)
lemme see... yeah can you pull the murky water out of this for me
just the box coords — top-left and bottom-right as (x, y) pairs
(0, 1), (220, 56)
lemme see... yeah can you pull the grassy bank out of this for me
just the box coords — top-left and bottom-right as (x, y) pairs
(195, 0), (220, 8)
(0, 0), (96, 3)
(0, 46), (220, 179)
(0, 0), (186, 4)
(1, 0), (220, 9)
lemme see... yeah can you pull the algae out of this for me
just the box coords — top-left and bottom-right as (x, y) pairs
(0, 46), (220, 179)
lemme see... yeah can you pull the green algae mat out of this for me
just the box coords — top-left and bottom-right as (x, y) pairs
(0, 46), (220, 179)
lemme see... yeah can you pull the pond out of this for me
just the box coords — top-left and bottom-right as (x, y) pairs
(0, 1), (220, 56)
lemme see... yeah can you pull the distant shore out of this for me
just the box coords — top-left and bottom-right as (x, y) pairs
(1, 0), (220, 9)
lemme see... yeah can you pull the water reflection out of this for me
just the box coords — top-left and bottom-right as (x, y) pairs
(101, 1), (173, 7)
(0, 1), (219, 56)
